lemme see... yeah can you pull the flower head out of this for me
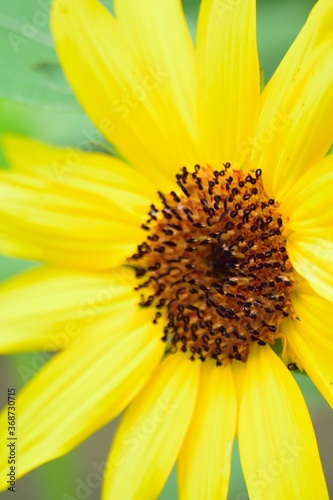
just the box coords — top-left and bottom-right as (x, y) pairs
(0, 0), (333, 498)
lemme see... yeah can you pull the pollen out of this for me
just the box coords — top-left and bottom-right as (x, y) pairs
(129, 164), (296, 365)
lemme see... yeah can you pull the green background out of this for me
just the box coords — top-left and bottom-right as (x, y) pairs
(0, 0), (332, 499)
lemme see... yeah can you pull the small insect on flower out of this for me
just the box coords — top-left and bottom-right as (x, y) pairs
(287, 362), (299, 371)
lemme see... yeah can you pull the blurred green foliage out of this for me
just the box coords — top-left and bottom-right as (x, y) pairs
(1, 0), (329, 499)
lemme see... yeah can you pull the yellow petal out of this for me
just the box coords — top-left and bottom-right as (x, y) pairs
(230, 358), (247, 413)
(291, 285), (333, 338)
(252, 0), (333, 198)
(280, 154), (333, 231)
(3, 134), (156, 201)
(287, 230), (333, 302)
(0, 136), (151, 270)
(114, 0), (200, 170)
(51, 0), (199, 186)
(239, 345), (328, 499)
(178, 361), (237, 500)
(102, 352), (200, 500)
(282, 318), (333, 409)
(196, 0), (260, 168)
(0, 308), (164, 489)
(0, 265), (136, 353)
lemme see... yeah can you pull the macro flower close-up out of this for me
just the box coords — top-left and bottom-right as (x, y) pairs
(0, 0), (333, 498)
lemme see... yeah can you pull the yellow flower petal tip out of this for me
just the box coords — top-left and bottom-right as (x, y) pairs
(0, 0), (332, 497)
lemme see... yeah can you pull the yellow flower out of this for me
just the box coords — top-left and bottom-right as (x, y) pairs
(0, 0), (333, 498)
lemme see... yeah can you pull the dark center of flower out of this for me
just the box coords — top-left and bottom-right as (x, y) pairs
(128, 164), (296, 365)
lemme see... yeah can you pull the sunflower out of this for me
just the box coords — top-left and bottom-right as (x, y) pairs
(0, 0), (333, 497)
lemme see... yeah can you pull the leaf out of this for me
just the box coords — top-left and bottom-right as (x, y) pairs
(0, 98), (116, 162)
(182, 0), (200, 39)
(0, 0), (112, 111)
(0, 4), (74, 110)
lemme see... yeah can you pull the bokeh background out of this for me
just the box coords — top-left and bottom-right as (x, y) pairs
(0, 0), (332, 499)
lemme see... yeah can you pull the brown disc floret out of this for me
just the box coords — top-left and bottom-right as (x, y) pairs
(128, 164), (296, 366)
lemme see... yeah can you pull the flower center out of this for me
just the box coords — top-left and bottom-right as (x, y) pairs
(128, 164), (296, 365)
